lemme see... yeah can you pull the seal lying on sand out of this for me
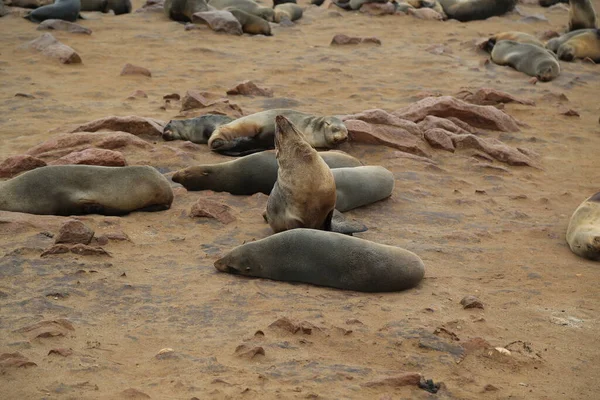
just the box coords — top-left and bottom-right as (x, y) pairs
(208, 0), (274, 20)
(25, 0), (80, 22)
(332, 166), (394, 212)
(208, 109), (348, 156)
(264, 115), (337, 233)
(164, 0), (208, 22)
(566, 192), (600, 261)
(0, 165), (173, 216)
(568, 0), (597, 32)
(80, 0), (132, 14)
(436, 0), (516, 22)
(214, 229), (426, 292)
(162, 115), (235, 143)
(225, 7), (272, 35)
(483, 31), (545, 52)
(273, 2), (302, 22)
(547, 29), (600, 62)
(490, 40), (560, 81)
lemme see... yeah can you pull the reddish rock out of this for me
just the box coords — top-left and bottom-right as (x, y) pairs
(363, 373), (423, 387)
(331, 34), (381, 46)
(192, 10), (243, 35)
(163, 93), (180, 101)
(451, 135), (535, 167)
(16, 319), (74, 339)
(0, 155), (46, 178)
(70, 244), (111, 256)
(135, 0), (164, 12)
(394, 96), (522, 132)
(226, 80), (273, 97)
(446, 117), (480, 133)
(105, 231), (131, 241)
(190, 199), (236, 224)
(463, 337), (492, 354)
(455, 88), (535, 106)
(50, 148), (127, 167)
(234, 344), (265, 359)
(41, 244), (71, 257)
(37, 19), (92, 34)
(0, 353), (37, 368)
(407, 8), (444, 20)
(127, 90), (148, 100)
(23, 33), (81, 64)
(424, 129), (455, 152)
(0, 211), (70, 235)
(120, 63), (151, 77)
(559, 108), (580, 117)
(418, 116), (473, 135)
(55, 220), (95, 245)
(181, 90), (228, 111)
(269, 317), (301, 334)
(460, 295), (485, 309)
(48, 348), (73, 357)
(177, 100), (244, 118)
(359, 2), (395, 15)
(362, 37), (382, 45)
(344, 119), (431, 157)
(341, 109), (422, 138)
(69, 116), (165, 137)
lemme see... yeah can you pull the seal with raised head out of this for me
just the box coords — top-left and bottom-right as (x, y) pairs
(162, 114), (234, 143)
(208, 0), (274, 20)
(491, 40), (560, 82)
(81, 0), (132, 14)
(225, 7), (272, 35)
(214, 229), (426, 292)
(568, 0), (597, 32)
(164, 0), (208, 22)
(436, 0), (516, 22)
(548, 29), (600, 62)
(0, 165), (174, 216)
(172, 150), (361, 195)
(273, 2), (302, 22)
(208, 109), (348, 156)
(264, 115), (336, 233)
(483, 31), (545, 52)
(567, 192), (600, 261)
(25, 0), (81, 23)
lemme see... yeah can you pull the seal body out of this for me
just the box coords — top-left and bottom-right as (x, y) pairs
(208, 109), (348, 156)
(539, 0), (567, 6)
(164, 0), (208, 22)
(491, 40), (560, 81)
(484, 31), (545, 52)
(437, 0), (516, 22)
(172, 150), (362, 195)
(81, 0), (132, 14)
(273, 3), (302, 22)
(162, 115), (234, 143)
(566, 192), (600, 261)
(332, 166), (394, 212)
(214, 229), (426, 292)
(548, 29), (600, 62)
(568, 0), (597, 32)
(265, 115), (336, 233)
(208, 0), (274, 20)
(226, 7), (272, 35)
(0, 165), (174, 216)
(25, 0), (81, 23)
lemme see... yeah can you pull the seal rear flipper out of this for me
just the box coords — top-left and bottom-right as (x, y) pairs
(216, 136), (274, 157)
(330, 209), (368, 236)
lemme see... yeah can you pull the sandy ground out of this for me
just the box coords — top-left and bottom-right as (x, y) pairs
(1, 1), (600, 399)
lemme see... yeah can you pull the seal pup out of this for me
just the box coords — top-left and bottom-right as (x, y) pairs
(264, 115), (337, 233)
(162, 115), (234, 143)
(436, 0), (516, 22)
(214, 229), (426, 292)
(0, 165), (174, 216)
(568, 0), (597, 32)
(172, 150), (362, 195)
(164, 0), (209, 22)
(208, 109), (348, 156)
(25, 0), (81, 23)
(225, 7), (272, 35)
(547, 29), (600, 62)
(208, 0), (274, 21)
(491, 40), (560, 81)
(566, 192), (600, 261)
(483, 31), (545, 52)
(273, 2), (302, 23)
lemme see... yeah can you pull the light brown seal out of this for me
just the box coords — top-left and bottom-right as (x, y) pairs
(568, 0), (597, 32)
(214, 229), (426, 292)
(491, 40), (560, 82)
(225, 7), (272, 35)
(273, 3), (302, 22)
(208, 0), (274, 20)
(484, 31), (545, 52)
(547, 29), (600, 62)
(264, 115), (336, 233)
(566, 192), (600, 261)
(0, 165), (173, 216)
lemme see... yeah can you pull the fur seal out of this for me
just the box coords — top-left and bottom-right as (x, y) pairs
(273, 3), (302, 23)
(25, 0), (81, 23)
(264, 115), (336, 233)
(566, 192), (600, 261)
(539, 0), (567, 6)
(80, 0), (132, 14)
(568, 0), (597, 32)
(548, 29), (600, 62)
(491, 40), (560, 82)
(208, 109), (348, 156)
(225, 7), (272, 35)
(273, 0), (296, 6)
(208, 0), (274, 21)
(333, 0), (386, 10)
(0, 165), (174, 216)
(164, 0), (208, 22)
(214, 229), (426, 292)
(484, 31), (545, 52)
(162, 115), (234, 143)
(332, 166), (394, 212)
(436, 0), (516, 22)
(172, 150), (362, 195)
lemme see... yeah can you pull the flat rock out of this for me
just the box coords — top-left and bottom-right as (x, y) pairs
(226, 80), (273, 97)
(460, 295), (484, 309)
(48, 348), (74, 357)
(341, 109), (422, 138)
(394, 96), (522, 132)
(16, 319), (74, 340)
(455, 88), (535, 106)
(363, 373), (422, 387)
(192, 10), (243, 35)
(180, 90), (240, 114)
(417, 115), (474, 135)
(190, 199), (236, 224)
(68, 116), (165, 137)
(234, 344), (265, 359)
(23, 33), (81, 64)
(331, 34), (381, 46)
(0, 154), (47, 178)
(49, 148), (127, 167)
(344, 119), (431, 157)
(0, 353), (37, 368)
(424, 129), (455, 152)
(55, 220), (95, 245)
(70, 243), (111, 256)
(0, 211), (71, 235)
(451, 134), (535, 167)
(37, 19), (92, 35)
(120, 63), (151, 77)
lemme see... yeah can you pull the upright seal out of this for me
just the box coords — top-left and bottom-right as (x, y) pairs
(25, 0), (81, 23)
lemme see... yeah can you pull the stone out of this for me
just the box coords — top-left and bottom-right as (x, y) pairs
(177, 100), (244, 119)
(41, 244), (71, 257)
(451, 135), (535, 167)
(394, 96), (522, 132)
(455, 88), (535, 106)
(341, 109), (422, 137)
(55, 220), (95, 245)
(49, 148), (127, 167)
(424, 129), (455, 152)
(363, 373), (423, 387)
(120, 388), (151, 399)
(181, 90), (228, 111)
(407, 8), (444, 20)
(418, 335), (465, 357)
(16, 319), (74, 340)
(460, 295), (484, 309)
(559, 108), (580, 117)
(135, 0), (164, 12)
(127, 90), (148, 100)
(70, 244), (111, 256)
(226, 80), (273, 97)
(0, 211), (70, 236)
(359, 2), (395, 15)
(0, 353), (37, 368)
(0, 155), (47, 178)
(23, 33), (81, 64)
(234, 344), (265, 359)
(192, 10), (243, 35)
(120, 63), (151, 77)
(48, 348), (73, 357)
(68, 116), (165, 137)
(462, 337), (492, 354)
(417, 115), (474, 135)
(190, 199), (235, 224)
(37, 19), (92, 34)
(269, 317), (300, 334)
(343, 119), (431, 157)
(330, 34), (381, 46)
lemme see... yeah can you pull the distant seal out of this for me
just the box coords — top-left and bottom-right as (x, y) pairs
(568, 0), (597, 32)
(25, 0), (81, 23)
(172, 150), (362, 195)
(491, 40), (560, 82)
(538, 0), (567, 6)
(332, 0), (386, 10)
(548, 29), (600, 62)
(208, 109), (348, 156)
(0, 165), (174, 216)
(214, 229), (426, 292)
(208, 0), (274, 21)
(437, 0), (516, 22)
(225, 7), (272, 35)
(484, 31), (545, 52)
(273, 2), (302, 23)
(273, 0), (295, 6)
(566, 192), (600, 261)
(80, 0), (132, 14)
(264, 115), (336, 233)
(162, 115), (234, 143)
(332, 166), (394, 212)
(164, 0), (208, 22)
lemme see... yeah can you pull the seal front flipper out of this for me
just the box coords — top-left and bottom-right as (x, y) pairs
(213, 136), (274, 157)
(330, 209), (368, 236)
